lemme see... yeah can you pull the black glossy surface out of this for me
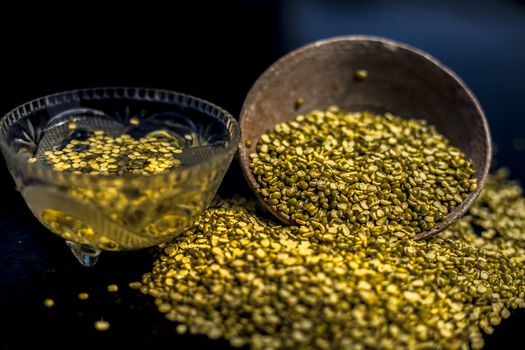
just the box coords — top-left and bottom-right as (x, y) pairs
(1, 1), (524, 349)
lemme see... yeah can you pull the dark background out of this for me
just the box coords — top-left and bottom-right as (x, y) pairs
(0, 1), (524, 349)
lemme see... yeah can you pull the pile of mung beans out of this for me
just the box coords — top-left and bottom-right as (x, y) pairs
(44, 130), (183, 176)
(249, 108), (477, 233)
(131, 108), (523, 350)
(136, 169), (524, 350)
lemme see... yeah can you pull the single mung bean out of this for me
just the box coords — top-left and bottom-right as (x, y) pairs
(94, 320), (110, 331)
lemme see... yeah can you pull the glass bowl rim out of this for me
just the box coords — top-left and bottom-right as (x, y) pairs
(0, 87), (240, 182)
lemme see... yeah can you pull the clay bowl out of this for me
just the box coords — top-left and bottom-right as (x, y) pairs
(238, 36), (491, 240)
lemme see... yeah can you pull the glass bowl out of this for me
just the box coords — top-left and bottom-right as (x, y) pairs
(0, 87), (240, 266)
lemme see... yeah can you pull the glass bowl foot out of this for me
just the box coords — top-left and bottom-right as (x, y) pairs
(66, 241), (101, 267)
